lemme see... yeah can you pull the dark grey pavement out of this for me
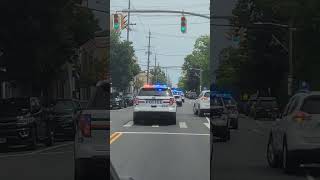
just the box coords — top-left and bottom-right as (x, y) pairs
(0, 141), (74, 180)
(111, 99), (210, 180)
(212, 115), (320, 180)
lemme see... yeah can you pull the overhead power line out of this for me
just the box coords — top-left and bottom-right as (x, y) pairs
(156, 53), (186, 57)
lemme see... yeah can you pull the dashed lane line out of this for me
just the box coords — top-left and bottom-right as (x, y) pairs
(204, 123), (210, 129)
(179, 122), (188, 128)
(123, 121), (133, 127)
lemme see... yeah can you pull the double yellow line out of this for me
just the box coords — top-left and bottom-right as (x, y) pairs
(110, 132), (123, 144)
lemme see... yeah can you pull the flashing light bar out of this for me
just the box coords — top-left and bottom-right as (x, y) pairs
(143, 84), (168, 88)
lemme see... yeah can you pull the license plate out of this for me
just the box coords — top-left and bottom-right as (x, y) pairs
(0, 138), (7, 144)
(147, 100), (161, 104)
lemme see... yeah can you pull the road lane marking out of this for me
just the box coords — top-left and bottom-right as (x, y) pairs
(116, 131), (210, 136)
(205, 117), (210, 124)
(0, 142), (73, 158)
(123, 121), (133, 127)
(110, 132), (123, 144)
(179, 122), (188, 128)
(152, 125), (159, 128)
(204, 123), (210, 129)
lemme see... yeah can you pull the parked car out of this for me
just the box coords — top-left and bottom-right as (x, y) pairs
(266, 91), (320, 173)
(0, 97), (55, 149)
(111, 93), (126, 109)
(52, 99), (82, 140)
(246, 94), (258, 116)
(210, 94), (230, 142)
(123, 94), (134, 106)
(189, 92), (198, 99)
(74, 80), (109, 180)
(221, 95), (239, 129)
(251, 97), (279, 120)
(193, 90), (210, 117)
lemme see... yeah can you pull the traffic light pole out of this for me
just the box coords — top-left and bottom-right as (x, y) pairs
(117, 9), (233, 20)
(127, 0), (131, 41)
(253, 22), (296, 96)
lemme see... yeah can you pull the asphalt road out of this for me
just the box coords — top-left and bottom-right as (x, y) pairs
(0, 140), (74, 180)
(111, 98), (210, 180)
(212, 115), (320, 180)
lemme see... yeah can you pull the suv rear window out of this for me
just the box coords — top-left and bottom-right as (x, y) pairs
(87, 84), (110, 110)
(211, 97), (223, 106)
(301, 96), (320, 114)
(138, 88), (172, 96)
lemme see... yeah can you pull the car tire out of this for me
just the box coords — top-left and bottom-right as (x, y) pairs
(234, 119), (239, 129)
(133, 113), (139, 125)
(74, 159), (88, 180)
(227, 130), (231, 141)
(193, 105), (198, 115)
(282, 138), (298, 173)
(29, 126), (37, 150)
(267, 135), (280, 168)
(45, 127), (54, 147)
(198, 110), (204, 117)
(170, 113), (177, 125)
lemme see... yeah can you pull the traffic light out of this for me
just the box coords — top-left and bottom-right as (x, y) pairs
(121, 14), (128, 30)
(113, 14), (120, 30)
(181, 16), (187, 33)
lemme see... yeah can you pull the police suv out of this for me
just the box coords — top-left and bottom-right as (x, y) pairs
(133, 84), (177, 125)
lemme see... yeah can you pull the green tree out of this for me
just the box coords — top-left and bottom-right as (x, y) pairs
(110, 30), (140, 91)
(224, 0), (320, 104)
(150, 66), (167, 84)
(181, 35), (210, 92)
(0, 0), (99, 95)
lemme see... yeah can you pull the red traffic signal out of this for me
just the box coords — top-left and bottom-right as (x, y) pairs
(181, 16), (187, 33)
(113, 14), (120, 30)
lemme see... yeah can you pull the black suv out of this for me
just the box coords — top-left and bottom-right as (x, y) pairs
(52, 99), (82, 140)
(0, 97), (55, 149)
(252, 97), (279, 120)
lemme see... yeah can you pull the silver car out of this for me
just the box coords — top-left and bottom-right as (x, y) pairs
(74, 80), (109, 180)
(267, 91), (320, 173)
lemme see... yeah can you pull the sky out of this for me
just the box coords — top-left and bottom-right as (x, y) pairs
(110, 0), (210, 86)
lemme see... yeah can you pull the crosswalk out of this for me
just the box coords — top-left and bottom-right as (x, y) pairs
(118, 120), (210, 130)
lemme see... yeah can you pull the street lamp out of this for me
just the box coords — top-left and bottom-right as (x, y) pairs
(252, 22), (297, 97)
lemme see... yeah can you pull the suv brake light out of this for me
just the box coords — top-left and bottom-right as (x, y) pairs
(134, 98), (145, 105)
(169, 98), (175, 105)
(293, 111), (311, 123)
(79, 114), (91, 137)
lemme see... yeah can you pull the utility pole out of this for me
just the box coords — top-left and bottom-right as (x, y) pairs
(127, 0), (131, 41)
(165, 67), (168, 84)
(288, 21), (294, 97)
(154, 53), (157, 83)
(146, 31), (151, 84)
